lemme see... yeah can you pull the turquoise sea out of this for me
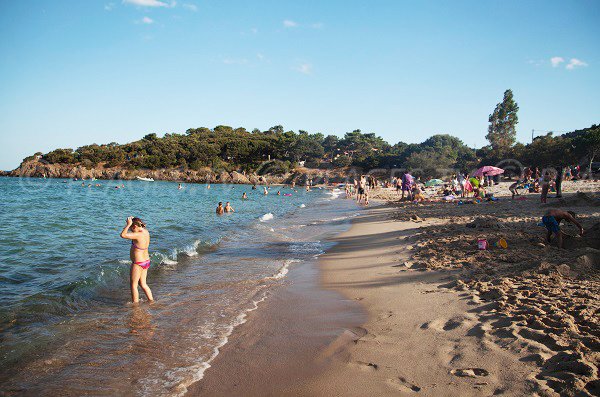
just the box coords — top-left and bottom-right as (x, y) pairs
(0, 177), (357, 396)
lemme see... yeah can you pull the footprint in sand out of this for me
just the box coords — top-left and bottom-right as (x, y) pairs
(421, 316), (475, 332)
(451, 368), (490, 378)
(353, 361), (379, 371)
(387, 376), (421, 393)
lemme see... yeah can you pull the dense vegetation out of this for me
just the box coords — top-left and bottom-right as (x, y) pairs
(24, 90), (599, 178)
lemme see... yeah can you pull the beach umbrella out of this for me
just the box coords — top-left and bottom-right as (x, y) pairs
(425, 179), (443, 187)
(473, 166), (504, 177)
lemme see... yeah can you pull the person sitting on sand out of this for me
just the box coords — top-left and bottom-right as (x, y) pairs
(242, 192), (248, 199)
(413, 183), (426, 202)
(469, 176), (480, 197)
(216, 202), (224, 215)
(509, 181), (521, 199)
(120, 217), (154, 303)
(542, 209), (584, 249)
(224, 202), (234, 213)
(442, 184), (452, 197)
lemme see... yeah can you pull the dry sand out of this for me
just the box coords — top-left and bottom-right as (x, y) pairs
(191, 181), (599, 396)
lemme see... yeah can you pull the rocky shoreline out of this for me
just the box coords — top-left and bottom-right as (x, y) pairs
(2, 160), (353, 185)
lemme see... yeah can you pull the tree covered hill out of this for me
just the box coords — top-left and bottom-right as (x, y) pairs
(17, 123), (600, 177)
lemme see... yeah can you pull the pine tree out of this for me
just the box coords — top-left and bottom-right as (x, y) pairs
(486, 89), (519, 154)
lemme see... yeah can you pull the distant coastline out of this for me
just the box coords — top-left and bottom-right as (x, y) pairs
(2, 159), (353, 185)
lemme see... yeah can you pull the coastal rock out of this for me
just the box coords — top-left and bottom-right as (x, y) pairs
(230, 171), (250, 184)
(5, 159), (349, 185)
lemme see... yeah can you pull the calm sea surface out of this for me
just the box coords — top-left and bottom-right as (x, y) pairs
(0, 177), (357, 396)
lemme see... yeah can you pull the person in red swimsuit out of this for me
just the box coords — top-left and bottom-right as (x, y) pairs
(120, 216), (154, 303)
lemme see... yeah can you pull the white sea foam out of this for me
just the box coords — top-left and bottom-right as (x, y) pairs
(300, 204), (306, 208)
(259, 213), (274, 222)
(155, 252), (178, 265)
(326, 188), (343, 199)
(181, 240), (201, 257)
(264, 259), (301, 280)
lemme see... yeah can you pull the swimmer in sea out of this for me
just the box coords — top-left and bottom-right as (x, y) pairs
(264, 187), (268, 195)
(277, 191), (281, 196)
(216, 202), (224, 215)
(120, 217), (154, 303)
(242, 192), (248, 199)
(224, 202), (235, 213)
(178, 183), (182, 190)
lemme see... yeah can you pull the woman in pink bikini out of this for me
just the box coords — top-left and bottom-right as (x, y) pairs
(120, 216), (154, 303)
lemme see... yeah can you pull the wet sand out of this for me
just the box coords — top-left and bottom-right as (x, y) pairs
(185, 255), (365, 396)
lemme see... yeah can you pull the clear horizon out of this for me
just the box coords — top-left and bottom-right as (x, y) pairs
(1, 0), (599, 170)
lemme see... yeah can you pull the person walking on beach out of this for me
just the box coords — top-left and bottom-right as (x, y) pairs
(401, 171), (413, 201)
(542, 209), (584, 249)
(357, 175), (366, 203)
(120, 217), (154, 303)
(509, 180), (521, 199)
(216, 202), (224, 215)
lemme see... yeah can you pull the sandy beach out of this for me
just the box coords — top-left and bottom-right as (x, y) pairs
(190, 181), (599, 396)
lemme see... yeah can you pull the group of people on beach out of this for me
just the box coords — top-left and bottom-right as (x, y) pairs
(119, 165), (592, 305)
(345, 175), (372, 205)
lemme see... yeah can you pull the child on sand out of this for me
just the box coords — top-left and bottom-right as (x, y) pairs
(120, 217), (154, 303)
(509, 181), (520, 199)
(541, 172), (551, 203)
(413, 184), (426, 202)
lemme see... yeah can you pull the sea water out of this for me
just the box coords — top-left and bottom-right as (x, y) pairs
(0, 178), (356, 395)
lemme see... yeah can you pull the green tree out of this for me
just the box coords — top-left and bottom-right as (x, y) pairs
(572, 125), (600, 175)
(486, 89), (519, 154)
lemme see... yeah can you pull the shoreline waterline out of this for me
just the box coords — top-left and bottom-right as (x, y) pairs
(0, 178), (359, 395)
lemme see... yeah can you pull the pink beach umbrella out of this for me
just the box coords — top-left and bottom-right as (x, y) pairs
(473, 166), (504, 177)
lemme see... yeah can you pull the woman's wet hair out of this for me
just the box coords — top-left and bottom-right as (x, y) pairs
(131, 217), (146, 228)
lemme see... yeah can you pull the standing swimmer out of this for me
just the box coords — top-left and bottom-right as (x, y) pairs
(120, 217), (154, 303)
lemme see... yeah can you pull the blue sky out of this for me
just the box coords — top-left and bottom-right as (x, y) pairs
(0, 0), (598, 170)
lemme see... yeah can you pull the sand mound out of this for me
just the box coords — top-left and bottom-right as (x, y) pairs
(466, 217), (505, 230)
(563, 222), (600, 250)
(548, 192), (600, 207)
